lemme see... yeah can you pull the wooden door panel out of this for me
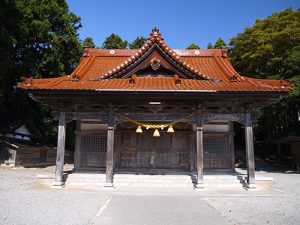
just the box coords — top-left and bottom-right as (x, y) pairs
(121, 132), (136, 151)
(119, 131), (190, 169)
(172, 132), (188, 150)
(120, 132), (137, 167)
(137, 132), (153, 167)
(172, 132), (189, 168)
(155, 132), (172, 152)
(153, 132), (172, 168)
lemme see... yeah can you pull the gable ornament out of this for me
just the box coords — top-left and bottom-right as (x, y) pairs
(150, 57), (161, 71)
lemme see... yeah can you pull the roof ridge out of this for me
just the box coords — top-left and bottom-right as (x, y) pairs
(100, 28), (213, 80)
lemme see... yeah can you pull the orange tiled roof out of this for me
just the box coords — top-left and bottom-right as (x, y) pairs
(18, 28), (292, 93)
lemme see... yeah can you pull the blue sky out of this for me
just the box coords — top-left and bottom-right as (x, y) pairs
(67, 0), (300, 49)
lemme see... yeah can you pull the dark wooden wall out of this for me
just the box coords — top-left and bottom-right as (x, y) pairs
(74, 125), (234, 171)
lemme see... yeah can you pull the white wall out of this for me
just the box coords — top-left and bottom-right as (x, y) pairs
(15, 125), (31, 136)
(4, 125), (31, 140)
(203, 121), (229, 132)
(80, 120), (107, 131)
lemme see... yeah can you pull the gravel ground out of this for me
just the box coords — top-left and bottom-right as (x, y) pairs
(202, 171), (300, 225)
(0, 167), (109, 225)
(0, 166), (299, 225)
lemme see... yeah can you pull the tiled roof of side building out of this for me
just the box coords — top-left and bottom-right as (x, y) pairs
(18, 28), (293, 93)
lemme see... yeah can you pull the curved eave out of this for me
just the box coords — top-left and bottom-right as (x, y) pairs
(25, 88), (290, 96)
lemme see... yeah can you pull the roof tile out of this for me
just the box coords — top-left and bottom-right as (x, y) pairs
(18, 28), (293, 93)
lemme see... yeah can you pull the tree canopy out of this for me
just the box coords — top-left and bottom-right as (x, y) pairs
(83, 37), (96, 48)
(207, 42), (213, 49)
(230, 8), (300, 80)
(186, 43), (200, 49)
(102, 33), (128, 49)
(0, 0), (82, 146)
(129, 36), (146, 49)
(213, 38), (227, 49)
(229, 8), (300, 140)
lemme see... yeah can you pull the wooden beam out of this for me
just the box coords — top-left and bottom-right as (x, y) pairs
(118, 113), (195, 123)
(51, 111), (108, 121)
(105, 111), (114, 186)
(195, 110), (204, 188)
(245, 112), (256, 188)
(203, 113), (244, 124)
(52, 111), (197, 123)
(54, 112), (66, 186)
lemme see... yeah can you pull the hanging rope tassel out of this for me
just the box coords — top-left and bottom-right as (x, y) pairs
(115, 112), (194, 133)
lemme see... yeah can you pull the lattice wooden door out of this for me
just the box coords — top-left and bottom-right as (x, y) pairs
(80, 135), (107, 168)
(203, 136), (230, 169)
(119, 131), (189, 169)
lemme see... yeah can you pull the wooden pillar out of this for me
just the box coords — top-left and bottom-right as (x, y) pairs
(245, 112), (256, 188)
(189, 129), (196, 171)
(105, 111), (114, 186)
(229, 122), (235, 170)
(114, 131), (121, 171)
(195, 111), (204, 188)
(54, 112), (66, 186)
(74, 120), (81, 172)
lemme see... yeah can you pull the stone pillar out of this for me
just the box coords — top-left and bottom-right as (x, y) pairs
(195, 111), (204, 188)
(105, 111), (114, 187)
(54, 112), (66, 186)
(245, 112), (256, 188)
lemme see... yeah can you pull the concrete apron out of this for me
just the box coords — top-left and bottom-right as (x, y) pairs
(36, 170), (273, 191)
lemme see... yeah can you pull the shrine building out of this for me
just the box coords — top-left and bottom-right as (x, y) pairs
(19, 28), (292, 188)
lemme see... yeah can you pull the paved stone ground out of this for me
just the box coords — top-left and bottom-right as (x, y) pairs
(0, 166), (300, 225)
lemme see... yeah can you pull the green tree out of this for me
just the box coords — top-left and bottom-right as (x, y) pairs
(229, 8), (300, 140)
(129, 36), (146, 49)
(0, 0), (83, 146)
(102, 33), (128, 49)
(83, 37), (96, 48)
(207, 42), (213, 49)
(186, 43), (200, 49)
(214, 38), (226, 48)
(0, 0), (22, 113)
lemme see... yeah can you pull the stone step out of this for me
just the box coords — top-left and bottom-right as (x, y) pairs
(203, 183), (244, 188)
(203, 179), (242, 184)
(67, 174), (106, 178)
(113, 174), (194, 180)
(203, 175), (242, 180)
(114, 175), (193, 180)
(114, 183), (194, 188)
(66, 174), (106, 182)
(66, 181), (105, 186)
(63, 173), (246, 189)
(66, 177), (106, 181)
(37, 172), (246, 189)
(113, 179), (193, 184)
